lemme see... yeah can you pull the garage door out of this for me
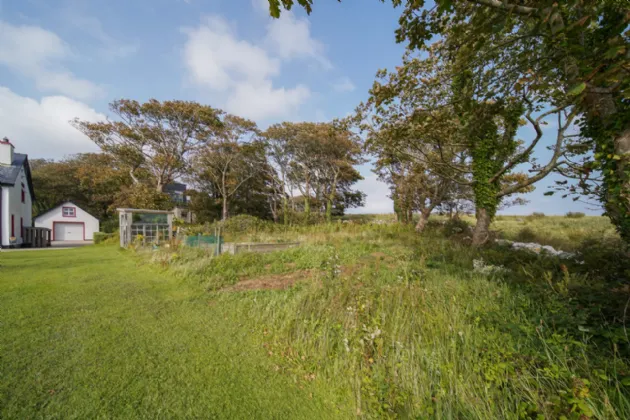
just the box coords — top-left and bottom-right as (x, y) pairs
(54, 223), (83, 241)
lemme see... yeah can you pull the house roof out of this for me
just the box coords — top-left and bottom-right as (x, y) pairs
(34, 201), (99, 221)
(0, 153), (35, 201)
(164, 183), (186, 193)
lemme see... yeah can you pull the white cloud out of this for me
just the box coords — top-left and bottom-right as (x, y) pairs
(347, 173), (393, 214)
(264, 11), (332, 69)
(0, 21), (104, 100)
(227, 82), (310, 121)
(331, 77), (356, 93)
(0, 87), (105, 160)
(183, 16), (280, 91)
(182, 15), (311, 120)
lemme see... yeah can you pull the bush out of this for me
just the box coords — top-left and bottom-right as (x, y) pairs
(577, 237), (630, 281)
(93, 231), (119, 245)
(531, 212), (545, 218)
(100, 218), (119, 233)
(181, 215), (276, 236)
(565, 212), (585, 218)
(93, 232), (108, 244)
(443, 217), (471, 237)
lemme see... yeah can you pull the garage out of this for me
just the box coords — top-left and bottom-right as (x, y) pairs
(35, 201), (100, 242)
(53, 222), (84, 241)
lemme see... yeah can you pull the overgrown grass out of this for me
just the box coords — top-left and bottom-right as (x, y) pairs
(147, 219), (630, 419)
(490, 215), (617, 251)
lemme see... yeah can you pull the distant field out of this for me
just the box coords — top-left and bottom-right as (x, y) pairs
(344, 213), (617, 251)
(2, 218), (628, 419)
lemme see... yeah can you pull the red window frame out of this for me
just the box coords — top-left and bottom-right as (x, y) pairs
(62, 207), (76, 218)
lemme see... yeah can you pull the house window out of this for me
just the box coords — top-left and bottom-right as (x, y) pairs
(11, 214), (14, 237)
(20, 217), (23, 238)
(62, 207), (76, 217)
(21, 183), (25, 203)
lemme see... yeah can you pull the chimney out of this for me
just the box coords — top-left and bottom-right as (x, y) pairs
(0, 137), (15, 166)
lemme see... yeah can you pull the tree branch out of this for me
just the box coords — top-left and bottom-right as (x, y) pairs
(498, 107), (578, 197)
(468, 0), (538, 17)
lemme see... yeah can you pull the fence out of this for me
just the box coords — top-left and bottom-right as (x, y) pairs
(184, 234), (223, 255)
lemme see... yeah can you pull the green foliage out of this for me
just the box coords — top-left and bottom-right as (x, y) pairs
(443, 217), (471, 237)
(114, 184), (173, 210)
(565, 212), (586, 219)
(93, 231), (119, 245)
(93, 232), (109, 244)
(73, 99), (223, 193)
(31, 153), (130, 219)
(577, 237), (630, 282)
(100, 218), (119, 234)
(530, 212), (545, 218)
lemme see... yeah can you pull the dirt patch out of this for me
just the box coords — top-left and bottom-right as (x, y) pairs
(225, 270), (315, 292)
(370, 252), (389, 260)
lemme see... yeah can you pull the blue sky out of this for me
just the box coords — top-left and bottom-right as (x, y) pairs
(0, 0), (600, 215)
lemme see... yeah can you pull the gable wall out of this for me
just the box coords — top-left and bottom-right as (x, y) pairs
(1, 167), (32, 246)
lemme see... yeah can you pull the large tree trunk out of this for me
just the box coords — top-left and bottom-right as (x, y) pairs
(415, 209), (431, 233)
(472, 207), (492, 247)
(585, 89), (630, 240)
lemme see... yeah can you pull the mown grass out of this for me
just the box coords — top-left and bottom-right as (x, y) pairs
(148, 217), (630, 419)
(0, 247), (348, 419)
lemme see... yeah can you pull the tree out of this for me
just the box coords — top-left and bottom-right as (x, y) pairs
(270, 0), (630, 240)
(283, 122), (365, 222)
(367, 123), (457, 232)
(192, 115), (265, 220)
(262, 122), (298, 225)
(31, 153), (131, 220)
(73, 99), (223, 193)
(287, 123), (323, 218)
(314, 123), (365, 222)
(365, 48), (569, 245)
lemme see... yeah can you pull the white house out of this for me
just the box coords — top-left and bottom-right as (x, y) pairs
(35, 201), (100, 241)
(0, 138), (34, 247)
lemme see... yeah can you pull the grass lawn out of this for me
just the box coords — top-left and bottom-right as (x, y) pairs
(0, 246), (346, 419)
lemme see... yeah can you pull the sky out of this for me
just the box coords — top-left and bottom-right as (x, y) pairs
(0, 0), (601, 215)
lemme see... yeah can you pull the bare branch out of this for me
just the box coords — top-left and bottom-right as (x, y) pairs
(499, 107), (578, 197)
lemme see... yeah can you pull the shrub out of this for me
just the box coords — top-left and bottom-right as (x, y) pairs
(100, 218), (119, 233)
(565, 212), (586, 218)
(94, 231), (119, 245)
(577, 238), (630, 281)
(443, 217), (470, 237)
(93, 232), (109, 244)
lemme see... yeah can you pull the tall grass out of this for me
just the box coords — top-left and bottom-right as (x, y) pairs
(147, 219), (630, 418)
